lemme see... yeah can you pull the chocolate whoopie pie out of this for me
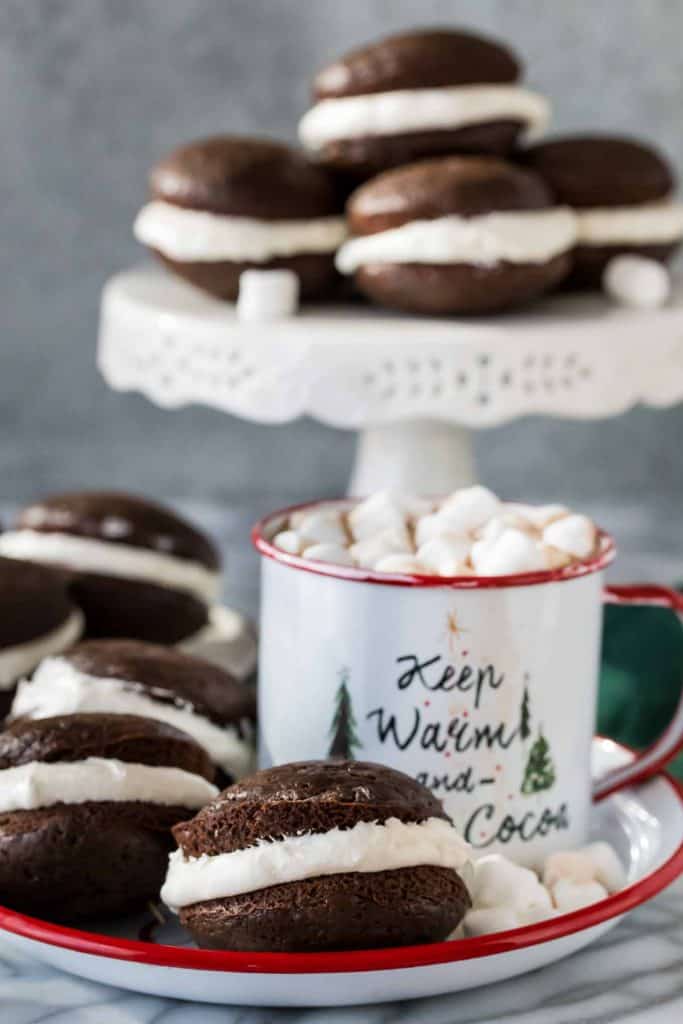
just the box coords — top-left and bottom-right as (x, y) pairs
(336, 156), (576, 314)
(298, 28), (549, 180)
(522, 135), (683, 287)
(162, 760), (471, 952)
(0, 713), (218, 920)
(0, 557), (83, 719)
(0, 492), (221, 645)
(134, 136), (346, 300)
(11, 640), (256, 785)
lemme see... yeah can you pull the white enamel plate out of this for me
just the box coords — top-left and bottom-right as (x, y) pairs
(0, 739), (681, 1008)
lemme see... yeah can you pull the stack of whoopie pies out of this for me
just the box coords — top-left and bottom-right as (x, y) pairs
(134, 26), (682, 315)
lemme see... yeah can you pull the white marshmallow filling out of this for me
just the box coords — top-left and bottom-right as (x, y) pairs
(0, 530), (220, 604)
(335, 208), (577, 274)
(11, 658), (254, 780)
(573, 199), (683, 247)
(134, 201), (348, 263)
(161, 815), (471, 911)
(0, 757), (219, 814)
(299, 84), (550, 150)
(0, 610), (84, 691)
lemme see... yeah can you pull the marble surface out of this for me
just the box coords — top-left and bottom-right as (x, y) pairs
(0, 496), (681, 1021)
(1, 879), (682, 1022)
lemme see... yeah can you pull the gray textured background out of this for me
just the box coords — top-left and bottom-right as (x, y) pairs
(0, 0), (681, 562)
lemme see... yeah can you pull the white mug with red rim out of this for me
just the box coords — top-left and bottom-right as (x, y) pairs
(253, 501), (683, 867)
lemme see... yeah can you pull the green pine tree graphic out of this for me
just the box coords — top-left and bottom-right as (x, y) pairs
(328, 668), (362, 760)
(521, 728), (556, 795)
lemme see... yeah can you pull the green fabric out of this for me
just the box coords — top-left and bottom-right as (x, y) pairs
(599, 595), (683, 779)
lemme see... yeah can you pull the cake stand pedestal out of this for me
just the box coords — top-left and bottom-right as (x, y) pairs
(98, 267), (683, 494)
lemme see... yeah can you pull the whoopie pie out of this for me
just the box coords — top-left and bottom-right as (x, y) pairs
(0, 713), (218, 920)
(134, 136), (346, 300)
(0, 491), (221, 645)
(0, 557), (83, 719)
(522, 135), (683, 287)
(11, 640), (256, 785)
(336, 155), (576, 314)
(299, 28), (549, 180)
(162, 760), (471, 952)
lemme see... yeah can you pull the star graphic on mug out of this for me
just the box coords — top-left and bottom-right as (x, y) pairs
(444, 609), (469, 654)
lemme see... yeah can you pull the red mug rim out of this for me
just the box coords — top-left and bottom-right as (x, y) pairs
(251, 498), (616, 589)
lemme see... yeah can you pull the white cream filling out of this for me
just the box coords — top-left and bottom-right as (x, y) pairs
(0, 610), (83, 690)
(134, 201), (348, 263)
(299, 84), (550, 150)
(161, 816), (471, 911)
(336, 208), (577, 273)
(0, 530), (220, 604)
(574, 199), (683, 246)
(11, 658), (254, 779)
(0, 757), (218, 814)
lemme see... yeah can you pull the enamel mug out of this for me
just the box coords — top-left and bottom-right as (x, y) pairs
(253, 501), (683, 867)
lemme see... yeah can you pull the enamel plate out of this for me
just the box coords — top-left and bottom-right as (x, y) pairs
(0, 739), (681, 1007)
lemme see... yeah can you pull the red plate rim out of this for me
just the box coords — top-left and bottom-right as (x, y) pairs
(251, 498), (616, 589)
(0, 756), (681, 976)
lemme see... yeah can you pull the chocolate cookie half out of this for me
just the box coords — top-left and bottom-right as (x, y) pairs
(0, 713), (218, 920)
(299, 28), (549, 180)
(0, 492), (221, 644)
(162, 760), (471, 952)
(134, 136), (346, 300)
(522, 135), (683, 288)
(0, 558), (83, 719)
(336, 156), (576, 314)
(11, 640), (256, 785)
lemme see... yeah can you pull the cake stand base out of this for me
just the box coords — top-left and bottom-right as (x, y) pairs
(349, 419), (476, 495)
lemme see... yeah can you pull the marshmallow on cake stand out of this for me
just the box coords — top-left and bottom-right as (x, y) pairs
(98, 265), (683, 494)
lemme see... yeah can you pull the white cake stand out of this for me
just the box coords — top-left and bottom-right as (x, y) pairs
(98, 267), (683, 494)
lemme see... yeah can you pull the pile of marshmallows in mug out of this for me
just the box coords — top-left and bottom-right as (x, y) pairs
(461, 843), (625, 936)
(272, 486), (598, 576)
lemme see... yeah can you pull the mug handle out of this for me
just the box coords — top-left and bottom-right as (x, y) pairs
(592, 584), (683, 802)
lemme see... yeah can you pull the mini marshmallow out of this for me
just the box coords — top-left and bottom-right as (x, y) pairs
(297, 511), (348, 547)
(439, 486), (501, 533)
(540, 544), (574, 570)
(471, 528), (547, 576)
(417, 536), (471, 576)
(551, 878), (608, 913)
(373, 554), (427, 574)
(543, 514), (596, 561)
(236, 269), (300, 322)
(290, 505), (342, 529)
(504, 503), (569, 529)
(603, 255), (671, 310)
(582, 842), (626, 893)
(302, 543), (355, 566)
(464, 907), (520, 937)
(348, 491), (410, 542)
(272, 529), (303, 555)
(471, 855), (553, 917)
(543, 850), (597, 890)
(350, 528), (412, 569)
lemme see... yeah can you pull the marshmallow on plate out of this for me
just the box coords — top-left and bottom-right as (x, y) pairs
(471, 528), (546, 575)
(236, 269), (300, 322)
(603, 255), (671, 310)
(543, 514), (596, 561)
(551, 878), (608, 913)
(543, 841), (625, 894)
